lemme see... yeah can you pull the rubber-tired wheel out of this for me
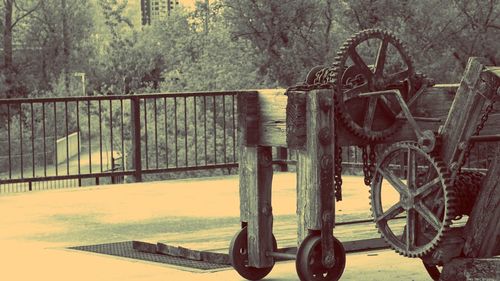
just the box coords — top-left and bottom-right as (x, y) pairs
(229, 227), (277, 281)
(296, 234), (346, 281)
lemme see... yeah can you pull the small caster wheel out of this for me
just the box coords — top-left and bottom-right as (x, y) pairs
(229, 226), (277, 280)
(296, 234), (346, 281)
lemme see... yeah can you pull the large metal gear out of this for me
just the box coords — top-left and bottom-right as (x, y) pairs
(331, 29), (417, 141)
(370, 141), (457, 257)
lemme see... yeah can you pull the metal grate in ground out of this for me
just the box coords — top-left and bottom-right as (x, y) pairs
(69, 241), (231, 271)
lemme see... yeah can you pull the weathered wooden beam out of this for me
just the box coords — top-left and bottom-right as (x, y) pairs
(237, 92), (260, 223)
(296, 90), (335, 244)
(237, 92), (275, 267)
(440, 258), (500, 281)
(463, 142), (500, 258)
(254, 87), (461, 147)
(440, 57), (495, 175)
(237, 91), (260, 147)
(245, 146), (274, 268)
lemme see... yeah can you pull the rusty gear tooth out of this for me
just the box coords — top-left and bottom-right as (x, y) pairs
(332, 29), (416, 141)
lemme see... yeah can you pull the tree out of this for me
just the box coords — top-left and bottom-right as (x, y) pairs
(1, 0), (41, 98)
(339, 0), (500, 82)
(222, 0), (347, 86)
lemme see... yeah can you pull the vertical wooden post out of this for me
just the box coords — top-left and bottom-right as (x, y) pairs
(296, 90), (334, 245)
(237, 92), (274, 268)
(462, 144), (500, 258)
(130, 96), (142, 182)
(246, 146), (274, 268)
(276, 147), (288, 172)
(440, 58), (493, 176)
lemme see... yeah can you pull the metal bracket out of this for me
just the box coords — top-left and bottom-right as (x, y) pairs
(359, 89), (436, 152)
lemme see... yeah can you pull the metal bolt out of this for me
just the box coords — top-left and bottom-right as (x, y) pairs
(478, 81), (488, 94)
(458, 141), (467, 150)
(321, 155), (332, 170)
(322, 212), (333, 223)
(323, 254), (335, 268)
(262, 204), (272, 216)
(319, 96), (332, 112)
(318, 127), (331, 145)
(259, 151), (272, 167)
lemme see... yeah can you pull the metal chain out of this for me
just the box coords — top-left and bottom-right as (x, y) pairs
(369, 143), (377, 182)
(334, 126), (343, 201)
(361, 146), (371, 186)
(459, 96), (497, 172)
(285, 67), (343, 201)
(361, 144), (377, 186)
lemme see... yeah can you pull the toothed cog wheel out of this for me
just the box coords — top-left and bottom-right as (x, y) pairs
(331, 29), (417, 141)
(370, 142), (457, 257)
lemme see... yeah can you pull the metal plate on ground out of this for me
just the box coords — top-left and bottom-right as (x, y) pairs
(69, 241), (231, 271)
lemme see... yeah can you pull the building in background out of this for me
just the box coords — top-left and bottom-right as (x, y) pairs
(141, 0), (180, 25)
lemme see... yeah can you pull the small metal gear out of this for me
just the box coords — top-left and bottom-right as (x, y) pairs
(370, 141), (457, 257)
(331, 29), (417, 141)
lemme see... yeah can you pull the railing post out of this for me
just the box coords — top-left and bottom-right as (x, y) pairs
(276, 147), (288, 172)
(130, 96), (142, 182)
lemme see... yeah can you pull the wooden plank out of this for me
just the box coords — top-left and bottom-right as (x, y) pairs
(156, 242), (182, 257)
(237, 92), (260, 147)
(440, 257), (500, 281)
(342, 237), (389, 252)
(249, 84), (500, 148)
(463, 143), (500, 258)
(200, 251), (230, 265)
(440, 57), (494, 174)
(296, 90), (334, 243)
(156, 243), (204, 261)
(254, 87), (459, 147)
(237, 92), (260, 223)
(238, 145), (252, 223)
(421, 227), (465, 266)
(258, 89), (288, 147)
(132, 240), (158, 253)
(246, 146), (274, 268)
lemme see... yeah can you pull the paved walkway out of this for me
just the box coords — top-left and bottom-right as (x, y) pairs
(0, 173), (430, 280)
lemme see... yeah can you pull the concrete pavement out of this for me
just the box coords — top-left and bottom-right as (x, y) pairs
(0, 173), (430, 280)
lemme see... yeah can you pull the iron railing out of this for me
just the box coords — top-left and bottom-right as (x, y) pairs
(0, 91), (248, 192)
(0, 91), (490, 193)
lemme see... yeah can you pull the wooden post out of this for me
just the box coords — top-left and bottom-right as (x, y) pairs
(130, 96), (142, 182)
(237, 92), (274, 268)
(462, 144), (500, 259)
(440, 258), (500, 281)
(439, 58), (493, 177)
(276, 147), (288, 172)
(246, 146), (274, 268)
(437, 63), (500, 280)
(296, 90), (335, 245)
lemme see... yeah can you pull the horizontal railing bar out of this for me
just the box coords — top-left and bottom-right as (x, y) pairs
(0, 164), (239, 184)
(0, 91), (248, 104)
(0, 171), (135, 184)
(140, 164), (238, 175)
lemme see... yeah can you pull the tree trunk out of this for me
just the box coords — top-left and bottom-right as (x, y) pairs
(3, 0), (14, 98)
(61, 0), (70, 91)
